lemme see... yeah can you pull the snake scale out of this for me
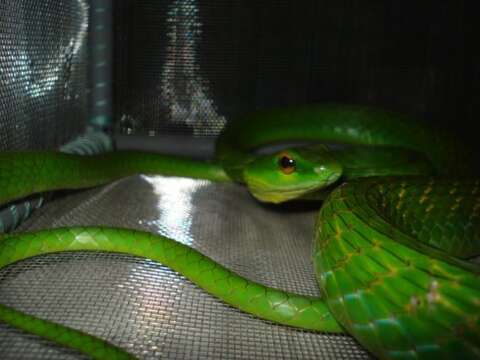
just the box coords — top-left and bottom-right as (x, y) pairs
(0, 104), (478, 359)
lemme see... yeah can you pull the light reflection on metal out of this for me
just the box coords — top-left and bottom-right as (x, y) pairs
(122, 174), (209, 338)
(161, 0), (226, 135)
(140, 175), (208, 245)
(1, 0), (88, 99)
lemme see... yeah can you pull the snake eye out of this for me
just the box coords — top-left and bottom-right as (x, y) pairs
(278, 153), (296, 174)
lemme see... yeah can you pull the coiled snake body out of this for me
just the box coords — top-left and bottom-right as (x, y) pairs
(0, 104), (479, 359)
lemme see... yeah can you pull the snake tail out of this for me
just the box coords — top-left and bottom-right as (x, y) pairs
(0, 227), (342, 359)
(315, 178), (480, 359)
(0, 303), (134, 360)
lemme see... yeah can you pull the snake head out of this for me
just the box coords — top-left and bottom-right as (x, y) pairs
(242, 145), (342, 203)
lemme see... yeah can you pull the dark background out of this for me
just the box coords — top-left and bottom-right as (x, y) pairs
(114, 0), (478, 158)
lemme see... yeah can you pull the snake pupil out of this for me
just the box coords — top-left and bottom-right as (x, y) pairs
(279, 155), (296, 174)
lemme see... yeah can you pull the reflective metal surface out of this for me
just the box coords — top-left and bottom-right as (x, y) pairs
(0, 175), (369, 359)
(115, 0), (228, 137)
(0, 0), (89, 150)
(160, 0), (226, 136)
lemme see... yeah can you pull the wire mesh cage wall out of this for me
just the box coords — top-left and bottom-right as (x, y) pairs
(1, 0), (477, 149)
(0, 0), (89, 151)
(114, 0), (478, 147)
(0, 1), (478, 359)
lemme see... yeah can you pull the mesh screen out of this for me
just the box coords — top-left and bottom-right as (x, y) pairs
(0, 176), (369, 359)
(114, 1), (477, 147)
(0, 0), (89, 150)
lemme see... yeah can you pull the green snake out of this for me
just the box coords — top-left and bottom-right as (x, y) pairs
(0, 104), (478, 359)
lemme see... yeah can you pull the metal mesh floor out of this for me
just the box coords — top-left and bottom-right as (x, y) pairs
(0, 175), (369, 359)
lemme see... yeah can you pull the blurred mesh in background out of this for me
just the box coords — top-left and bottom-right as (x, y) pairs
(0, 0), (89, 151)
(114, 0), (478, 148)
(1, 0), (477, 149)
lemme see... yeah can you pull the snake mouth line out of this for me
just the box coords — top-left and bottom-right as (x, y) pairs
(247, 179), (323, 203)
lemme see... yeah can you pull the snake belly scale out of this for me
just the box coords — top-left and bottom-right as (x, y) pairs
(0, 104), (478, 359)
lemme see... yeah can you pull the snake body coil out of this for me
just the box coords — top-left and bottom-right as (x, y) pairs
(0, 104), (478, 359)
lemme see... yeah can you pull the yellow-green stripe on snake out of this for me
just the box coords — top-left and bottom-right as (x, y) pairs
(0, 104), (479, 359)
